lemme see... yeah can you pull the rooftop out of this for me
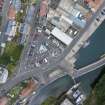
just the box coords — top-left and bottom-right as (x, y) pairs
(61, 98), (74, 105)
(8, 5), (16, 20)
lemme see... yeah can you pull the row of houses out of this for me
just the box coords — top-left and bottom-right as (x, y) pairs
(0, 0), (4, 14)
(44, 0), (92, 46)
(5, 0), (32, 44)
(4, 0), (21, 42)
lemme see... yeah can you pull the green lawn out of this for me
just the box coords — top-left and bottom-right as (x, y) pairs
(0, 42), (23, 76)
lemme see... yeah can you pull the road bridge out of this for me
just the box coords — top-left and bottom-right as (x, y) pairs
(73, 57), (105, 78)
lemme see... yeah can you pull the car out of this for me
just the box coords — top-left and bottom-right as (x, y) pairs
(73, 90), (81, 99)
(96, 18), (100, 22)
(52, 39), (59, 47)
(75, 94), (85, 105)
(103, 8), (105, 12)
(43, 58), (48, 63)
(10, 0), (12, 4)
(101, 11), (105, 15)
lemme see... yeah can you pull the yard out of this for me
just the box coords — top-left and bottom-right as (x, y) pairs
(0, 42), (23, 76)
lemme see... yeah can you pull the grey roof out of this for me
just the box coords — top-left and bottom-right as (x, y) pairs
(12, 0), (21, 11)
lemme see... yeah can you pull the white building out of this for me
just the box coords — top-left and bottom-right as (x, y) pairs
(51, 27), (73, 46)
(0, 67), (8, 84)
(5, 20), (17, 41)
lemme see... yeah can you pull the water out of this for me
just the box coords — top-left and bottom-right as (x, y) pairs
(76, 67), (103, 95)
(74, 21), (105, 95)
(31, 75), (74, 105)
(75, 20), (105, 69)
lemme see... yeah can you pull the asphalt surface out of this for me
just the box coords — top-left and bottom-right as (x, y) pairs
(0, 0), (10, 43)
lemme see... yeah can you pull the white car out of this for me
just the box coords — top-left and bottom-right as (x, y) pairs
(76, 94), (85, 105)
(73, 90), (81, 99)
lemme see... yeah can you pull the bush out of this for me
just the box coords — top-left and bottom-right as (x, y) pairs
(84, 72), (105, 105)
(0, 42), (23, 76)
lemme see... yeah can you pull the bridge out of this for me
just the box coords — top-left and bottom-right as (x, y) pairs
(73, 57), (105, 78)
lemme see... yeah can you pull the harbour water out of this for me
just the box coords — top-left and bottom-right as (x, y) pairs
(74, 21), (105, 94)
(75, 20), (105, 69)
(32, 75), (74, 105)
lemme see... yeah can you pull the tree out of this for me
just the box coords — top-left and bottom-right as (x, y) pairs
(41, 97), (57, 105)
(84, 71), (105, 105)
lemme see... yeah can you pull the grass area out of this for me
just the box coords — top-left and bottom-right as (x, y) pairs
(0, 42), (23, 76)
(84, 69), (105, 105)
(8, 81), (28, 105)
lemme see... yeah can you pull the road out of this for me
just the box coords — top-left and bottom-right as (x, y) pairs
(13, 3), (40, 75)
(0, 0), (10, 43)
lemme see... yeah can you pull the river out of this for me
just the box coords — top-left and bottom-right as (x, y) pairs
(74, 20), (105, 94)
(31, 75), (74, 105)
(75, 20), (105, 69)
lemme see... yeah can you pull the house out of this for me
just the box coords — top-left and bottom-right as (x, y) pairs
(8, 5), (16, 20)
(26, 5), (35, 23)
(19, 23), (31, 35)
(61, 99), (74, 105)
(20, 80), (38, 97)
(0, 67), (8, 84)
(0, 0), (4, 13)
(0, 97), (8, 105)
(84, 0), (103, 12)
(39, 0), (48, 17)
(5, 20), (17, 41)
(12, 0), (21, 12)
(19, 23), (31, 44)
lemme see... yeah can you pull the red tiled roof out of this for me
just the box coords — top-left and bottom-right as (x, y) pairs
(8, 5), (16, 20)
(39, 0), (48, 17)
(20, 80), (37, 97)
(0, 97), (8, 105)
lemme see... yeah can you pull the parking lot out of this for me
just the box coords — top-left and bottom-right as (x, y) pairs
(25, 32), (66, 70)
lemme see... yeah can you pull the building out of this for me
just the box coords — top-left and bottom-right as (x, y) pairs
(39, 0), (48, 17)
(12, 0), (21, 12)
(61, 98), (74, 105)
(19, 23), (31, 35)
(0, 97), (8, 105)
(66, 84), (86, 105)
(5, 20), (17, 41)
(19, 23), (31, 44)
(20, 80), (38, 97)
(84, 0), (103, 12)
(8, 5), (16, 20)
(26, 5), (35, 23)
(0, 67), (8, 84)
(51, 27), (73, 46)
(0, 0), (4, 14)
